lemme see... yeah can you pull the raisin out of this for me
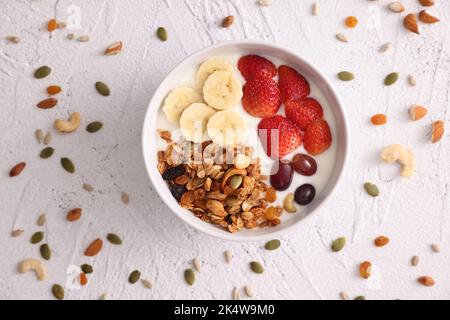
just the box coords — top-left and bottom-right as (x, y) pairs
(169, 184), (187, 201)
(162, 165), (186, 181)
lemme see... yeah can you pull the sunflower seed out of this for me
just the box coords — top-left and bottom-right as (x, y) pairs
(184, 269), (195, 286)
(265, 239), (281, 251)
(338, 71), (354, 81)
(86, 121), (103, 133)
(332, 237), (347, 252)
(82, 183), (94, 192)
(408, 74), (417, 86)
(141, 279), (152, 289)
(224, 251), (232, 264)
(336, 33), (349, 42)
(121, 192), (130, 204)
(431, 243), (440, 253)
(157, 27), (168, 41)
(35, 129), (43, 144)
(6, 36), (20, 43)
(107, 233), (123, 245)
(40, 244), (51, 260)
(249, 261), (264, 274)
(411, 255), (419, 266)
(340, 291), (349, 300)
(37, 214), (46, 226)
(95, 81), (110, 96)
(77, 35), (90, 42)
(233, 287), (240, 300)
(99, 293), (107, 300)
(31, 231), (44, 244)
(193, 258), (201, 272)
(379, 42), (392, 52)
(11, 229), (24, 238)
(40, 147), (55, 159)
(128, 270), (141, 284)
(43, 132), (52, 145)
(52, 284), (64, 300)
(61, 157), (75, 173)
(81, 264), (93, 274)
(384, 72), (399, 86)
(244, 285), (254, 297)
(364, 182), (380, 197)
(34, 66), (51, 79)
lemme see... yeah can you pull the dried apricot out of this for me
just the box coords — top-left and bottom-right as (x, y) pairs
(47, 85), (62, 96)
(359, 261), (372, 279)
(265, 187), (277, 203)
(345, 16), (358, 28)
(47, 19), (58, 32)
(265, 207), (279, 221)
(371, 114), (387, 126)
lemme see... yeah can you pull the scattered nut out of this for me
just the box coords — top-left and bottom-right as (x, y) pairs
(11, 229), (24, 238)
(388, 2), (405, 13)
(283, 193), (297, 213)
(54, 112), (81, 133)
(380, 145), (416, 178)
(233, 287), (240, 300)
(419, 10), (439, 23)
(222, 16), (235, 28)
(258, 0), (272, 6)
(6, 36), (20, 43)
(411, 255), (420, 266)
(418, 0), (434, 7)
(336, 33), (349, 42)
(403, 14), (419, 34)
(409, 105), (428, 121)
(431, 121), (444, 144)
(18, 259), (47, 281)
(431, 243), (440, 253)
(105, 41), (123, 56)
(244, 285), (254, 297)
(418, 276), (435, 287)
(408, 75), (417, 86)
(312, 3), (319, 16)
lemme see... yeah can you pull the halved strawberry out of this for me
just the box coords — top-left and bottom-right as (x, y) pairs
(278, 65), (310, 103)
(258, 115), (302, 159)
(285, 98), (324, 131)
(242, 78), (282, 118)
(303, 119), (332, 156)
(238, 55), (277, 80)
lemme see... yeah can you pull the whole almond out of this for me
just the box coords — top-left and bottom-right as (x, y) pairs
(37, 98), (58, 109)
(418, 0), (434, 7)
(105, 41), (123, 56)
(404, 14), (419, 34)
(222, 16), (235, 28)
(418, 276), (435, 287)
(409, 105), (428, 121)
(431, 120), (445, 144)
(10, 162), (26, 177)
(389, 2), (405, 13)
(84, 238), (103, 257)
(418, 10), (439, 23)
(67, 208), (82, 222)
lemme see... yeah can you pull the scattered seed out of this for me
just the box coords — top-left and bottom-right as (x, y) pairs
(61, 157), (75, 174)
(99, 293), (107, 300)
(78, 35), (90, 42)
(37, 98), (58, 109)
(67, 208), (82, 222)
(244, 285), (254, 297)
(364, 182), (380, 197)
(338, 71), (354, 82)
(224, 251), (232, 264)
(86, 121), (103, 133)
(193, 258), (201, 272)
(6, 35), (20, 43)
(84, 238), (103, 257)
(34, 66), (51, 79)
(107, 233), (123, 245)
(418, 276), (435, 287)
(332, 237), (346, 252)
(142, 279), (152, 289)
(408, 75), (417, 86)
(431, 243), (440, 253)
(379, 42), (392, 52)
(66, 33), (75, 40)
(40, 147), (55, 159)
(11, 229), (24, 238)
(52, 284), (64, 300)
(411, 255), (419, 267)
(384, 72), (399, 86)
(81, 264), (93, 274)
(95, 81), (110, 96)
(40, 244), (51, 260)
(339, 291), (349, 300)
(184, 269), (195, 286)
(105, 41), (123, 56)
(37, 214), (46, 227)
(157, 27), (168, 42)
(354, 296), (366, 300)
(359, 261), (372, 279)
(35, 130), (43, 144)
(121, 192), (130, 204)
(229, 175), (243, 190)
(82, 183), (94, 192)
(222, 16), (235, 28)
(47, 85), (62, 95)
(374, 236), (389, 247)
(128, 270), (141, 284)
(44, 132), (52, 145)
(265, 239), (281, 251)
(31, 231), (44, 244)
(58, 22), (67, 29)
(335, 33), (349, 42)
(312, 2), (319, 16)
(389, 2), (405, 13)
(233, 287), (240, 300)
(258, 0), (272, 6)
(10, 162), (26, 177)
(249, 261), (264, 274)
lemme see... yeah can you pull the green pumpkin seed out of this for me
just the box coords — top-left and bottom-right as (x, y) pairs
(107, 233), (123, 245)
(338, 71), (354, 81)
(52, 284), (64, 300)
(229, 175), (243, 190)
(86, 121), (103, 133)
(384, 72), (399, 86)
(250, 261), (264, 274)
(354, 295), (366, 300)
(34, 66), (51, 79)
(184, 269), (195, 286)
(331, 237), (346, 252)
(157, 27), (168, 41)
(95, 81), (110, 96)
(364, 182), (380, 197)
(40, 147), (55, 159)
(61, 157), (75, 173)
(128, 270), (141, 284)
(31, 231), (44, 244)
(40, 243), (51, 260)
(81, 264), (93, 274)
(265, 239), (281, 251)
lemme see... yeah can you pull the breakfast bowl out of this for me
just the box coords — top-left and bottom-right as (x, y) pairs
(142, 40), (349, 241)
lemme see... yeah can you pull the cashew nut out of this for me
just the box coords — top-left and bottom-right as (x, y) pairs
(380, 145), (416, 178)
(283, 193), (297, 213)
(18, 259), (47, 281)
(54, 112), (81, 133)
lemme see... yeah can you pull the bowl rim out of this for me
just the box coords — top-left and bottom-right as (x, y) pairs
(142, 39), (350, 242)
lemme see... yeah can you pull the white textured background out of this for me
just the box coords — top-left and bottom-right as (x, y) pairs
(1, 0), (449, 300)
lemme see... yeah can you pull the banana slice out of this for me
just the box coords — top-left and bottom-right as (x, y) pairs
(207, 110), (247, 147)
(180, 103), (216, 143)
(196, 58), (234, 93)
(162, 87), (203, 125)
(203, 71), (243, 110)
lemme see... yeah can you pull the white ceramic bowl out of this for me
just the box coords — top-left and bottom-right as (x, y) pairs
(142, 40), (349, 241)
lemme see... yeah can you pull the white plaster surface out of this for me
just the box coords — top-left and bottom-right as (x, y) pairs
(1, 0), (449, 300)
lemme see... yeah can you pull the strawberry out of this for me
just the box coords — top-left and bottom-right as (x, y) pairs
(285, 98), (324, 131)
(303, 119), (332, 156)
(238, 55), (277, 80)
(278, 65), (310, 103)
(243, 78), (282, 118)
(258, 115), (302, 159)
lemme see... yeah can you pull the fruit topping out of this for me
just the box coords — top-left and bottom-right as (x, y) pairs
(278, 65), (310, 103)
(203, 71), (243, 110)
(270, 160), (294, 191)
(294, 184), (316, 205)
(162, 165), (186, 181)
(292, 153), (318, 176)
(238, 55), (277, 80)
(242, 78), (282, 118)
(303, 119), (332, 156)
(285, 98), (324, 131)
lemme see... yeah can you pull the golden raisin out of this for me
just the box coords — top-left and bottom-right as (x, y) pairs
(265, 187), (277, 203)
(79, 273), (88, 286)
(359, 261), (372, 279)
(47, 85), (62, 96)
(371, 114), (387, 126)
(374, 236), (390, 247)
(345, 16), (358, 28)
(265, 207), (279, 221)
(47, 19), (58, 32)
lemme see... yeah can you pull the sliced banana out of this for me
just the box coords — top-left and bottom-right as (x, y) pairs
(180, 103), (216, 143)
(196, 57), (234, 93)
(162, 87), (203, 125)
(203, 71), (243, 110)
(207, 110), (247, 147)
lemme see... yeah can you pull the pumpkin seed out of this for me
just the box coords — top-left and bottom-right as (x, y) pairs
(40, 147), (55, 159)
(11, 229), (24, 238)
(81, 264), (93, 274)
(31, 231), (44, 244)
(61, 157), (75, 173)
(107, 233), (123, 245)
(44, 132), (52, 145)
(364, 182), (380, 197)
(128, 270), (141, 284)
(265, 239), (281, 251)
(338, 71), (354, 81)
(34, 66), (51, 79)
(332, 237), (346, 252)
(52, 284), (64, 300)
(157, 27), (168, 41)
(184, 269), (195, 286)
(141, 279), (152, 289)
(384, 72), (399, 86)
(230, 175), (243, 190)
(86, 121), (103, 133)
(250, 261), (264, 274)
(95, 81), (110, 96)
(354, 296), (366, 300)
(40, 244), (51, 260)
(35, 129), (43, 144)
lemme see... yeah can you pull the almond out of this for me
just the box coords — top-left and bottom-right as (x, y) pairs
(418, 10), (439, 23)
(388, 2), (405, 13)
(105, 41), (123, 56)
(418, 276), (435, 287)
(84, 238), (103, 257)
(10, 162), (26, 177)
(222, 16), (235, 28)
(409, 105), (428, 121)
(418, 0), (434, 7)
(67, 208), (82, 222)
(431, 120), (444, 144)
(404, 14), (419, 34)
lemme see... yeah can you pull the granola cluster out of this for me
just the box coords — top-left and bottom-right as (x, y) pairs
(157, 130), (283, 233)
